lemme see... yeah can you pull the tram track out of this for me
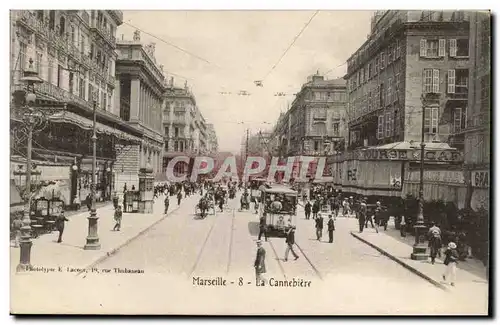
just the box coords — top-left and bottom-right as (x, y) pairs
(267, 238), (287, 280)
(187, 204), (222, 279)
(295, 242), (323, 280)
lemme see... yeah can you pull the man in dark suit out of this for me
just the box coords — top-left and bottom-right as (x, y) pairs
(258, 213), (268, 241)
(315, 213), (324, 241)
(254, 240), (266, 286)
(56, 210), (69, 243)
(327, 215), (335, 243)
(284, 226), (299, 261)
(304, 201), (312, 220)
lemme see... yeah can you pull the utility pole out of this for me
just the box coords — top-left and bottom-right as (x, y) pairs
(245, 128), (249, 160)
(411, 94), (429, 260)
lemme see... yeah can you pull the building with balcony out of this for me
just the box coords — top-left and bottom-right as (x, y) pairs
(463, 11), (490, 212)
(162, 80), (209, 176)
(206, 123), (219, 154)
(10, 10), (132, 207)
(271, 74), (348, 158)
(114, 30), (167, 188)
(346, 10), (472, 151)
(336, 10), (472, 203)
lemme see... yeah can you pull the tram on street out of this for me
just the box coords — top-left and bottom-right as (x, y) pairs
(249, 177), (268, 203)
(258, 185), (298, 237)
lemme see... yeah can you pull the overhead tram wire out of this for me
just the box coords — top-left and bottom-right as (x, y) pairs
(123, 20), (213, 65)
(261, 10), (320, 82)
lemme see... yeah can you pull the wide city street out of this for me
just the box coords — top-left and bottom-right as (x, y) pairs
(11, 190), (488, 315)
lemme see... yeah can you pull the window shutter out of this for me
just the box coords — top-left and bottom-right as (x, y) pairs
(439, 39), (446, 57)
(449, 39), (457, 57)
(377, 115), (384, 139)
(447, 69), (456, 93)
(420, 39), (427, 57)
(432, 69), (440, 93)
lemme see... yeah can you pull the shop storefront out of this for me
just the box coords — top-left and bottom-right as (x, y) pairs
(327, 143), (464, 202)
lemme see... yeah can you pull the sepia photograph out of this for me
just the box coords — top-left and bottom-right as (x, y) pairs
(8, 7), (491, 316)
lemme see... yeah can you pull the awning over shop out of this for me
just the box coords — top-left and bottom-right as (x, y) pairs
(372, 141), (455, 151)
(49, 111), (142, 144)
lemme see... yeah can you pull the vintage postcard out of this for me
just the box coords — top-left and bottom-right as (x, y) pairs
(9, 9), (490, 315)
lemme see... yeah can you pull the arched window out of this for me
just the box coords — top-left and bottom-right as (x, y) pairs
(59, 16), (66, 36)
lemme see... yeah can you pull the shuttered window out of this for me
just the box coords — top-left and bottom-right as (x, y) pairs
(423, 69), (433, 93)
(420, 39), (427, 57)
(447, 69), (456, 93)
(385, 111), (393, 137)
(439, 39), (446, 57)
(449, 39), (457, 57)
(377, 115), (385, 139)
(432, 69), (440, 93)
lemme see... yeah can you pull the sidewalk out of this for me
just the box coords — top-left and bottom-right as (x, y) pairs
(10, 193), (200, 275)
(350, 221), (488, 292)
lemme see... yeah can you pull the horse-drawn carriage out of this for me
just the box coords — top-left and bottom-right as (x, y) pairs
(195, 196), (216, 219)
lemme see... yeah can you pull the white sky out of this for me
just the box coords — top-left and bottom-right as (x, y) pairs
(117, 10), (374, 153)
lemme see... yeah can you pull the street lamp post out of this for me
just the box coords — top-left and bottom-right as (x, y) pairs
(411, 95), (430, 260)
(13, 59), (45, 271)
(84, 93), (101, 250)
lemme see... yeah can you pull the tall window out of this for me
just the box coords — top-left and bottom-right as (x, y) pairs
(312, 122), (327, 136)
(88, 83), (94, 102)
(48, 59), (54, 84)
(424, 107), (439, 134)
(35, 52), (42, 74)
(332, 122), (339, 136)
(453, 108), (463, 133)
(69, 72), (74, 94)
(174, 127), (179, 137)
(59, 16), (66, 37)
(423, 69), (440, 93)
(79, 75), (85, 98)
(385, 111), (393, 137)
(57, 65), (63, 88)
(49, 11), (55, 30)
(164, 127), (169, 137)
(19, 42), (27, 71)
(420, 39), (445, 58)
(394, 109), (400, 136)
(377, 115), (385, 139)
(387, 78), (392, 105)
(314, 141), (321, 151)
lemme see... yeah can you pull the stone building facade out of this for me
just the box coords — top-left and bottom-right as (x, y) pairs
(114, 31), (166, 189)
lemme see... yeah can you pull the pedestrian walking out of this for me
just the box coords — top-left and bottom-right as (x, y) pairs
(11, 216), (23, 247)
(177, 191), (182, 206)
(443, 242), (459, 286)
(284, 225), (299, 261)
(312, 201), (320, 219)
(358, 198), (367, 233)
(304, 201), (312, 220)
(428, 222), (442, 264)
(258, 213), (268, 241)
(315, 213), (324, 241)
(55, 210), (69, 243)
(327, 215), (335, 243)
(164, 195), (170, 214)
(254, 240), (266, 286)
(113, 205), (123, 231)
(86, 193), (92, 211)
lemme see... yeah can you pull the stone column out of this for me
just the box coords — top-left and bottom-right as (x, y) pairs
(114, 76), (121, 117)
(130, 78), (141, 121)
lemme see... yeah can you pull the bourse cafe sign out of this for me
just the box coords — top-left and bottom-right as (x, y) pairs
(355, 149), (463, 162)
